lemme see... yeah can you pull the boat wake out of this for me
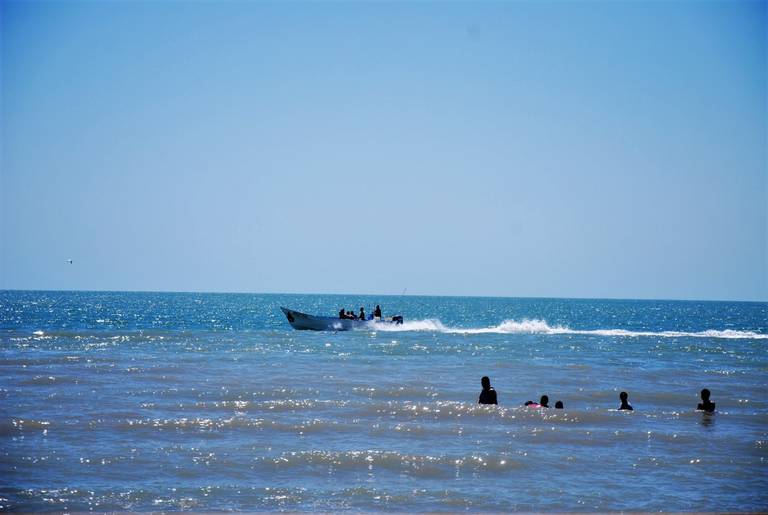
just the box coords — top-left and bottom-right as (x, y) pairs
(373, 318), (768, 339)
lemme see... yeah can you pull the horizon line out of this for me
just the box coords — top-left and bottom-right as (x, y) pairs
(1, 288), (766, 304)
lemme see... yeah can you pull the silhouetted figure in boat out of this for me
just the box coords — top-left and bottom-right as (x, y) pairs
(374, 305), (382, 319)
(339, 308), (346, 319)
(555, 401), (564, 409)
(346, 310), (356, 320)
(618, 391), (633, 411)
(359, 307), (365, 320)
(478, 376), (498, 405)
(697, 388), (716, 412)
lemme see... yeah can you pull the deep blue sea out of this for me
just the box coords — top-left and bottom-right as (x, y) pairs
(1, 291), (767, 511)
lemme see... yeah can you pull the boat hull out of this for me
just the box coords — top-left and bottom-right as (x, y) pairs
(280, 307), (403, 331)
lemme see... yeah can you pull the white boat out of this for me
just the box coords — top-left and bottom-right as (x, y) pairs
(280, 307), (403, 331)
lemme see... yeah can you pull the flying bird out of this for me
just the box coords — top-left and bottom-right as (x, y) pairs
(66, 259), (73, 264)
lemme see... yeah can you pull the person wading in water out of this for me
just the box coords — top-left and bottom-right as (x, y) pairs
(478, 376), (498, 405)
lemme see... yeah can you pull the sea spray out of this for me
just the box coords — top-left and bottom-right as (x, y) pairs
(373, 318), (768, 339)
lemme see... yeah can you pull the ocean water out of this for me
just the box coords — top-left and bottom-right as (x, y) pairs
(1, 290), (767, 512)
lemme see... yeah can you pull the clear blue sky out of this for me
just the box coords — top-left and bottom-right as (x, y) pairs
(1, 1), (766, 301)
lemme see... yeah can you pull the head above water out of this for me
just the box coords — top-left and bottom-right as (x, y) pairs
(540, 395), (549, 407)
(555, 401), (564, 409)
(701, 388), (711, 401)
(481, 376), (491, 390)
(620, 391), (629, 401)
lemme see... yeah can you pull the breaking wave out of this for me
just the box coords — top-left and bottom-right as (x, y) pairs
(373, 319), (768, 339)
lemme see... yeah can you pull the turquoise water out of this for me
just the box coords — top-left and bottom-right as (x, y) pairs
(1, 291), (767, 511)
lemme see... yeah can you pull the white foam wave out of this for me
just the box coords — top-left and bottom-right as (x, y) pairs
(374, 318), (768, 339)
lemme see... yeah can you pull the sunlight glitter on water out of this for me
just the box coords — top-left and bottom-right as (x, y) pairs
(1, 291), (767, 511)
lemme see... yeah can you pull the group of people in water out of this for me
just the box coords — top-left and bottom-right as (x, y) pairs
(339, 304), (382, 321)
(478, 376), (716, 412)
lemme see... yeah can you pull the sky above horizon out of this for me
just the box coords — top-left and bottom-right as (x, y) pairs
(1, 1), (766, 301)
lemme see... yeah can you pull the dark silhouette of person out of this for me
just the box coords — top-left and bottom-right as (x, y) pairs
(555, 401), (564, 409)
(374, 305), (382, 318)
(697, 388), (716, 412)
(359, 307), (365, 320)
(339, 308), (346, 319)
(618, 391), (633, 410)
(478, 376), (498, 405)
(347, 310), (356, 320)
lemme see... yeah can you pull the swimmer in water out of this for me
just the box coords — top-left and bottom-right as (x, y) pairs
(555, 400), (564, 409)
(478, 376), (498, 405)
(525, 395), (549, 408)
(618, 391), (633, 411)
(697, 388), (715, 412)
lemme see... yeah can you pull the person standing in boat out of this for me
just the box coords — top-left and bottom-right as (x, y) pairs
(374, 305), (382, 319)
(359, 307), (365, 320)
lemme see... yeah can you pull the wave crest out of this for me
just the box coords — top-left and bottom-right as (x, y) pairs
(375, 318), (767, 339)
